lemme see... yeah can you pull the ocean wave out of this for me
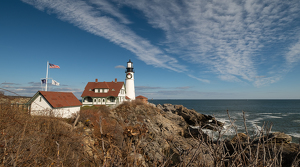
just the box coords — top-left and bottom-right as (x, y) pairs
(285, 113), (300, 115)
(260, 113), (278, 115)
(249, 117), (263, 124)
(264, 115), (283, 119)
(287, 133), (300, 139)
(292, 120), (300, 123)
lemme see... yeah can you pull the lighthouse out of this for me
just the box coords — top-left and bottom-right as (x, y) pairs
(125, 59), (135, 100)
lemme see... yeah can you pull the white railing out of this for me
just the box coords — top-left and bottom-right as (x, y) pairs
(82, 102), (93, 105)
(82, 101), (119, 106)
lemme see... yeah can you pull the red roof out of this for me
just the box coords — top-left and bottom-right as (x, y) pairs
(81, 80), (124, 98)
(39, 91), (82, 108)
(136, 95), (148, 99)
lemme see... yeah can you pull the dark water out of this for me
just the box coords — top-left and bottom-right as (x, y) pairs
(148, 99), (300, 143)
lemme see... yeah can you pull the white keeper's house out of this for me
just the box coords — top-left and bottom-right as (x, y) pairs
(81, 78), (127, 106)
(81, 59), (137, 107)
(27, 91), (82, 118)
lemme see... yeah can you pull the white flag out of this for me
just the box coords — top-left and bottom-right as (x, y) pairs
(52, 79), (60, 86)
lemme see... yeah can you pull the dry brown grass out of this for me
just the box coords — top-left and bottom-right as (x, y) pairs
(0, 99), (91, 166)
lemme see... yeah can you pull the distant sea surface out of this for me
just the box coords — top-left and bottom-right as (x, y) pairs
(148, 99), (300, 143)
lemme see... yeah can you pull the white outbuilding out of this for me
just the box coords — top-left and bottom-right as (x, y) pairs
(27, 91), (82, 118)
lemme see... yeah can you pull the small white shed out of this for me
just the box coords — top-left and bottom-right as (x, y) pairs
(27, 91), (82, 118)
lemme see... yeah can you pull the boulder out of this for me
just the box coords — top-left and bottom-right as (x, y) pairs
(183, 126), (209, 141)
(231, 133), (249, 143)
(267, 132), (292, 143)
(158, 104), (224, 130)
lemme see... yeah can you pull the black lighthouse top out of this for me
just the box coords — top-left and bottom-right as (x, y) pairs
(126, 59), (134, 73)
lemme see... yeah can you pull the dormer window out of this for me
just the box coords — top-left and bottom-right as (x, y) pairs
(89, 89), (92, 91)
(112, 89), (115, 91)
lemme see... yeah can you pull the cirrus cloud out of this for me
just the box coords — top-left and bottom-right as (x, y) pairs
(21, 0), (300, 86)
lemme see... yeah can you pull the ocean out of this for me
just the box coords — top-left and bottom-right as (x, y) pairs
(148, 99), (300, 143)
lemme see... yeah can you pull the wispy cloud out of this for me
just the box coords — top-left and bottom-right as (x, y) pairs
(1, 82), (82, 98)
(286, 40), (300, 65)
(176, 86), (191, 90)
(140, 89), (236, 99)
(117, 0), (300, 86)
(21, 0), (187, 73)
(1, 82), (20, 85)
(21, 0), (300, 86)
(89, 0), (131, 24)
(255, 76), (266, 79)
(187, 74), (210, 83)
(115, 65), (126, 69)
(135, 86), (162, 90)
(136, 86), (193, 92)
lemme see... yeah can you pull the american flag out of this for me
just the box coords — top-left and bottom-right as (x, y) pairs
(49, 63), (60, 69)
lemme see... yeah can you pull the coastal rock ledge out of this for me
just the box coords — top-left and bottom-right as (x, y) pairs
(156, 103), (224, 129)
(78, 102), (300, 166)
(154, 104), (300, 166)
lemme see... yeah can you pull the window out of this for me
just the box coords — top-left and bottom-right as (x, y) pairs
(109, 97), (115, 102)
(86, 97), (93, 102)
(100, 89), (103, 93)
(98, 98), (101, 102)
(95, 89), (98, 93)
(112, 89), (115, 91)
(89, 89), (92, 91)
(39, 97), (42, 102)
(102, 99), (105, 103)
(104, 89), (108, 93)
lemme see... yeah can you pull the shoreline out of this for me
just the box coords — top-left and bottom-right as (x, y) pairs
(150, 99), (300, 143)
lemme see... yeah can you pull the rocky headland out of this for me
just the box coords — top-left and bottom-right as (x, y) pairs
(1, 100), (299, 166)
(79, 102), (300, 166)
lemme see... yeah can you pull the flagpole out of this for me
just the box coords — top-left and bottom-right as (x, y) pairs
(45, 61), (49, 91)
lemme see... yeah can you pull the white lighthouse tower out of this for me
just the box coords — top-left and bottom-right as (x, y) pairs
(125, 59), (135, 100)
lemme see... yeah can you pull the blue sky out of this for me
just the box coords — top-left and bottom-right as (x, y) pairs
(1, 0), (300, 99)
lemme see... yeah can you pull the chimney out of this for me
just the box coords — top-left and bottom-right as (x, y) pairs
(115, 78), (117, 83)
(95, 79), (98, 83)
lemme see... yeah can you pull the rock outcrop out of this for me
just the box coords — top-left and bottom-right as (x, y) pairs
(84, 103), (224, 166)
(78, 102), (300, 166)
(157, 103), (224, 129)
(267, 132), (292, 143)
